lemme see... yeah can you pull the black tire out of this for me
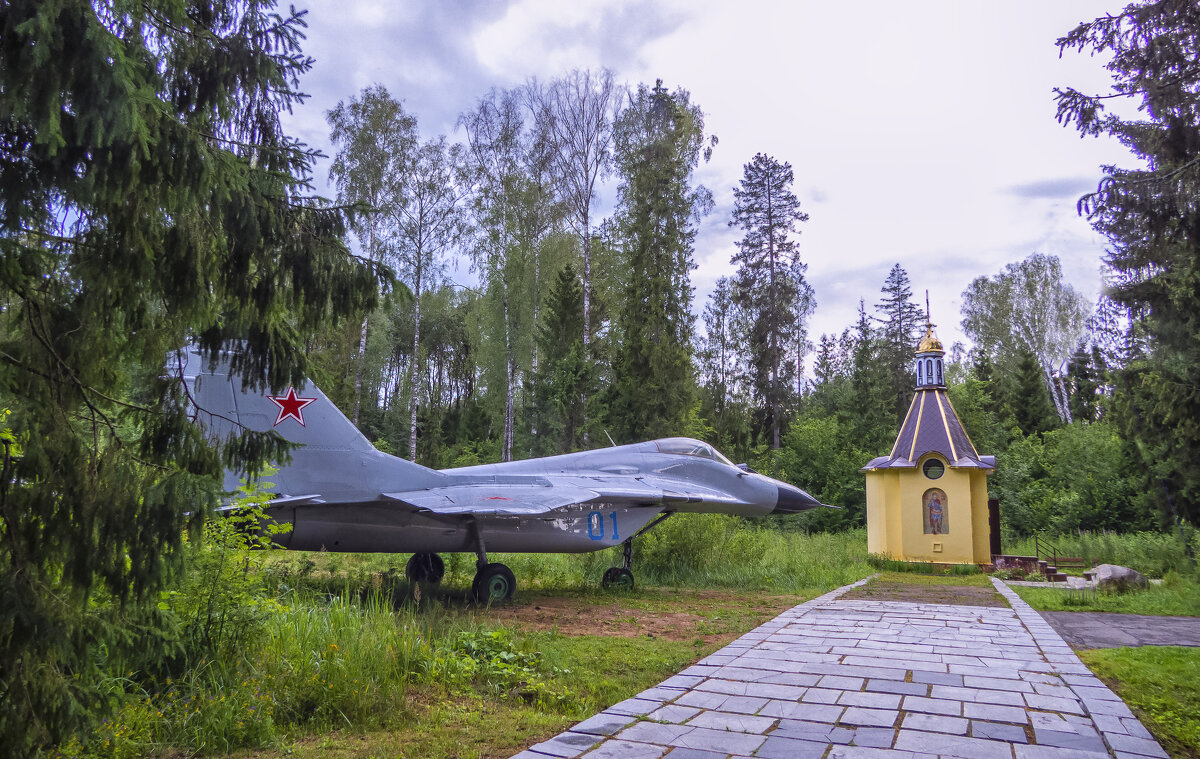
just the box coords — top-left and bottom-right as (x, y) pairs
(472, 562), (516, 605)
(602, 566), (635, 590)
(406, 552), (445, 583)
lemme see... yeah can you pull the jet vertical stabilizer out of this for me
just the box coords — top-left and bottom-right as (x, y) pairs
(179, 347), (446, 502)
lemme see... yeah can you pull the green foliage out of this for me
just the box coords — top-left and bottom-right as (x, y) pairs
(1057, 2), (1200, 526)
(609, 79), (715, 441)
(771, 413), (870, 530)
(1015, 574), (1200, 616)
(875, 264), (925, 425)
(1080, 646), (1200, 759)
(0, 2), (385, 753)
(991, 421), (1150, 536)
(1004, 529), (1199, 578)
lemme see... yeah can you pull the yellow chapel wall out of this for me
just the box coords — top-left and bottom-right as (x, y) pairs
(865, 469), (901, 557)
(970, 470), (993, 564)
(896, 455), (977, 564)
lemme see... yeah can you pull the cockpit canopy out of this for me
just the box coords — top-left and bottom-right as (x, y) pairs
(653, 437), (736, 467)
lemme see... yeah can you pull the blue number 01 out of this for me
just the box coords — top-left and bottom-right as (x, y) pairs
(587, 511), (620, 541)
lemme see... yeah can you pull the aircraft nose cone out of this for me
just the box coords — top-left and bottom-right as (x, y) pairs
(774, 483), (824, 513)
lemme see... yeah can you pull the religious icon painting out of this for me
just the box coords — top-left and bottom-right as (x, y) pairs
(923, 488), (948, 535)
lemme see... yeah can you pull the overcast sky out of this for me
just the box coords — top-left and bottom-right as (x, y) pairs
(282, 0), (1131, 357)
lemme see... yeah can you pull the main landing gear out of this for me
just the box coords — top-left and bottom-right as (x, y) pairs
(601, 512), (674, 591)
(470, 519), (515, 605)
(405, 552), (445, 583)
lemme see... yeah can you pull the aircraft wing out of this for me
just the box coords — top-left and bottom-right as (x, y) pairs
(381, 474), (744, 516)
(382, 484), (603, 515)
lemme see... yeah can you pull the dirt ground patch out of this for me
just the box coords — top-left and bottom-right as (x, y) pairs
(470, 589), (809, 642)
(842, 579), (1008, 607)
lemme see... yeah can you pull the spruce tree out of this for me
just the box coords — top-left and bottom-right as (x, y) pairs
(875, 264), (926, 424)
(0, 3), (383, 752)
(528, 265), (593, 455)
(609, 80), (715, 441)
(1057, 0), (1200, 524)
(729, 153), (812, 449)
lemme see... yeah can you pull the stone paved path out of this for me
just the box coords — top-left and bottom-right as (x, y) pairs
(510, 577), (1168, 759)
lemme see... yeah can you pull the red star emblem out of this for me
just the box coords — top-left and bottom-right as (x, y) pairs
(267, 387), (317, 427)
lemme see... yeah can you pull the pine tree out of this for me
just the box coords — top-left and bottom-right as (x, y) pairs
(0, 2), (383, 752)
(1057, 1), (1200, 523)
(609, 80), (715, 441)
(729, 153), (811, 449)
(875, 264), (926, 424)
(1012, 349), (1060, 437)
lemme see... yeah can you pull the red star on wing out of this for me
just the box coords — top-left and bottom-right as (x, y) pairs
(267, 387), (317, 427)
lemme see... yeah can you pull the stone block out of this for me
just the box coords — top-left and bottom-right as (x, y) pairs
(964, 703), (1029, 724)
(902, 712), (969, 735)
(840, 707), (898, 727)
(685, 710), (775, 734)
(753, 736), (830, 759)
(839, 691), (902, 709)
(972, 721), (1029, 743)
(802, 688), (843, 704)
(579, 739), (667, 759)
(615, 722), (692, 745)
(571, 713), (635, 736)
(1105, 732), (1168, 758)
(902, 696), (963, 716)
(894, 729), (1015, 759)
(668, 726), (767, 755)
(646, 704), (700, 724)
(867, 679), (928, 696)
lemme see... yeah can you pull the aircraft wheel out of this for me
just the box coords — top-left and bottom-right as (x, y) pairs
(406, 552), (445, 583)
(472, 562), (516, 605)
(602, 567), (635, 590)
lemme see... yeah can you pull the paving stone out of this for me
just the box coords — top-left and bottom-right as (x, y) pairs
(1120, 718), (1154, 740)
(659, 675), (704, 689)
(894, 729), (1015, 759)
(1106, 732), (1168, 758)
(902, 695), (964, 716)
(576, 713), (642, 741)
(744, 682), (808, 700)
(674, 690), (729, 710)
(771, 719), (842, 742)
(867, 678), (928, 696)
(616, 722), (693, 745)
(685, 710), (775, 734)
(802, 687), (843, 704)
(760, 672), (821, 687)
(580, 739), (667, 759)
(1084, 698), (1135, 718)
(840, 707), (898, 727)
(1033, 728), (1107, 753)
(528, 732), (603, 758)
(758, 700), (843, 722)
(829, 747), (917, 759)
(753, 736), (829, 759)
(850, 727), (896, 747)
(964, 703), (1030, 724)
(839, 690), (903, 709)
(1013, 745), (1110, 759)
(669, 726), (767, 755)
(638, 687), (687, 701)
(608, 698), (664, 716)
(647, 704), (701, 723)
(820, 675), (866, 690)
(720, 696), (770, 715)
(659, 749), (724, 759)
(1029, 713), (1077, 733)
(966, 676), (1032, 692)
(1024, 694), (1085, 714)
(972, 721), (1029, 743)
(902, 712), (969, 735)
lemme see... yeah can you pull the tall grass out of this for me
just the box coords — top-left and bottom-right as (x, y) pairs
(263, 517), (875, 595)
(1003, 529), (1199, 577)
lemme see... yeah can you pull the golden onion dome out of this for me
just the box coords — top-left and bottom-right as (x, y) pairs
(917, 324), (943, 353)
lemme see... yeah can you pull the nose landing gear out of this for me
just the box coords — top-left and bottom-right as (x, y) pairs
(601, 511), (674, 590)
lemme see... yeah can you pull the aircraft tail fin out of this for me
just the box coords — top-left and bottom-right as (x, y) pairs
(178, 346), (446, 498)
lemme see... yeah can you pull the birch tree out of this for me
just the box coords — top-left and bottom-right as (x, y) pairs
(960, 253), (1089, 424)
(327, 85), (417, 424)
(394, 137), (468, 460)
(536, 69), (621, 349)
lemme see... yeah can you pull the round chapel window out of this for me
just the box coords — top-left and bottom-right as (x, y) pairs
(923, 458), (945, 479)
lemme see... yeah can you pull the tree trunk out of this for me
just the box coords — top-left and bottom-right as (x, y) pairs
(352, 314), (369, 426)
(409, 262), (422, 461)
(503, 288), (515, 462)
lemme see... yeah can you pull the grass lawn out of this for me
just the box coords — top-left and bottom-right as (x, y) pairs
(1011, 576), (1200, 617)
(1080, 646), (1200, 759)
(214, 586), (815, 759)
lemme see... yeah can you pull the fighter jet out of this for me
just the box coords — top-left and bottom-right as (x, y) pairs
(179, 347), (825, 603)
